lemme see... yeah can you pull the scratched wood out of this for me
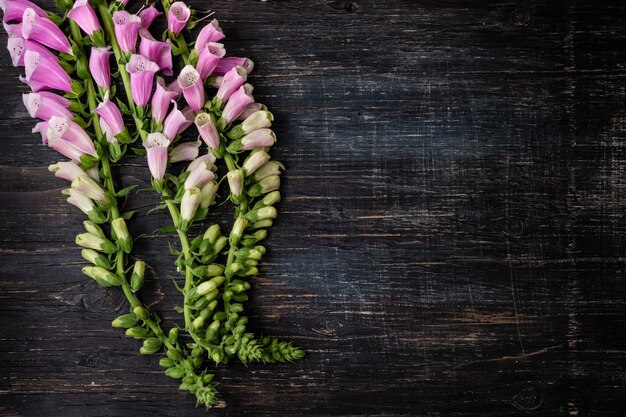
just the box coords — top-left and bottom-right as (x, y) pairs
(1, 0), (626, 416)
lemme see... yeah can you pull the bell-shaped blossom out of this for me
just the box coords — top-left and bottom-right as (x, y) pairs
(3, 21), (22, 37)
(222, 85), (254, 123)
(214, 57), (254, 76)
(7, 36), (56, 67)
(241, 110), (273, 134)
(32, 121), (48, 143)
(253, 160), (283, 182)
(144, 132), (170, 181)
(177, 65), (204, 112)
(184, 159), (215, 189)
(0, 0), (46, 22)
(186, 153), (216, 172)
(163, 100), (193, 140)
(64, 188), (102, 219)
(113, 11), (141, 53)
(200, 181), (218, 208)
(196, 42), (225, 80)
(195, 19), (224, 52)
(227, 169), (244, 197)
(151, 77), (179, 123)
(21, 8), (72, 54)
(243, 151), (270, 176)
(94, 91), (125, 139)
(241, 128), (276, 150)
(216, 65), (247, 101)
(167, 1), (189, 35)
(139, 29), (173, 76)
(194, 112), (219, 149)
(71, 175), (110, 204)
(22, 91), (72, 120)
(138, 4), (161, 29)
(49, 161), (89, 182)
(23, 50), (72, 92)
(48, 115), (97, 157)
(89, 47), (112, 89)
(180, 187), (201, 221)
(125, 54), (159, 107)
(67, 0), (100, 36)
(169, 140), (200, 163)
(237, 102), (265, 121)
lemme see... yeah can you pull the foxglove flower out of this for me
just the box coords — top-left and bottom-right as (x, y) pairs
(180, 187), (201, 222)
(23, 91), (72, 120)
(21, 8), (72, 54)
(88, 47), (112, 89)
(64, 188), (106, 223)
(194, 112), (219, 149)
(253, 160), (283, 182)
(222, 85), (254, 123)
(47, 115), (97, 157)
(23, 50), (72, 92)
(3, 21), (22, 37)
(237, 102), (266, 121)
(242, 110), (273, 133)
(48, 135), (87, 162)
(200, 181), (218, 208)
(32, 120), (48, 143)
(167, 2), (189, 36)
(163, 100), (193, 140)
(125, 54), (159, 107)
(94, 91), (125, 141)
(169, 140), (200, 163)
(227, 169), (244, 197)
(71, 175), (110, 204)
(138, 4), (161, 29)
(214, 57), (254, 76)
(0, 0), (46, 22)
(196, 42), (225, 80)
(67, 0), (100, 36)
(216, 65), (247, 101)
(144, 132), (170, 181)
(151, 77), (179, 123)
(139, 29), (173, 75)
(177, 65), (204, 112)
(195, 19), (224, 52)
(48, 161), (89, 182)
(184, 159), (215, 189)
(241, 128), (276, 150)
(186, 153), (216, 172)
(113, 11), (141, 53)
(243, 151), (270, 176)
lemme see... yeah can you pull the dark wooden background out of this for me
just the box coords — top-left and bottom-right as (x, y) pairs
(2, 0), (626, 416)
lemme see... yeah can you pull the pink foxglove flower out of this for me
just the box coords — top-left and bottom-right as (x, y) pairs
(214, 57), (254, 76)
(113, 11), (141, 53)
(23, 50), (72, 92)
(138, 4), (161, 29)
(227, 169), (244, 197)
(21, 8), (72, 55)
(167, 2), (189, 36)
(0, 0), (46, 22)
(89, 46), (112, 89)
(49, 161), (89, 182)
(194, 112), (219, 149)
(184, 159), (215, 189)
(222, 85), (254, 123)
(216, 65), (247, 101)
(3, 21), (22, 37)
(241, 128), (276, 150)
(125, 54), (159, 107)
(177, 65), (204, 112)
(144, 132), (170, 181)
(67, 0), (100, 36)
(180, 187), (201, 222)
(151, 76), (179, 123)
(195, 19), (224, 52)
(47, 115), (97, 157)
(94, 91), (125, 140)
(169, 140), (200, 163)
(138, 29), (173, 75)
(163, 100), (193, 140)
(32, 120), (48, 143)
(196, 42), (225, 80)
(64, 188), (102, 219)
(23, 91), (72, 120)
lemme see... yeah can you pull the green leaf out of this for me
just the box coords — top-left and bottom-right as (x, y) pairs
(116, 185), (138, 197)
(157, 225), (178, 233)
(121, 211), (136, 220)
(131, 147), (147, 156)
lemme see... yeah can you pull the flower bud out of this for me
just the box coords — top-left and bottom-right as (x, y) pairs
(210, 350), (223, 364)
(254, 245), (267, 255)
(229, 110), (274, 139)
(253, 161), (284, 182)
(245, 206), (277, 223)
(169, 140), (200, 163)
(243, 151), (270, 176)
(126, 326), (149, 339)
(180, 187), (202, 222)
(204, 288), (219, 302)
(263, 191), (281, 206)
(112, 313), (137, 328)
(213, 236), (228, 254)
(235, 248), (263, 260)
(72, 175), (113, 206)
(168, 327), (179, 344)
(165, 366), (185, 379)
(200, 181), (219, 208)
(130, 260), (145, 292)
(111, 218), (132, 253)
(140, 337), (163, 354)
(239, 266), (258, 277)
(193, 264), (224, 278)
(192, 316), (205, 330)
(83, 266), (122, 287)
(81, 248), (110, 268)
(196, 275), (225, 295)
(203, 224), (221, 244)
(133, 306), (150, 320)
(240, 128), (276, 150)
(159, 358), (176, 368)
(225, 262), (242, 277)
(248, 175), (280, 197)
(242, 230), (267, 247)
(252, 219), (273, 229)
(230, 217), (247, 245)
(76, 233), (117, 254)
(227, 169), (244, 197)
(83, 220), (105, 238)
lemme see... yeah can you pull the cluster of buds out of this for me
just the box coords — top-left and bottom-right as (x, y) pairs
(180, 155), (218, 224)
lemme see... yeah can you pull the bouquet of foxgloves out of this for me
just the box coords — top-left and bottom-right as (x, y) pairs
(1, 0), (303, 408)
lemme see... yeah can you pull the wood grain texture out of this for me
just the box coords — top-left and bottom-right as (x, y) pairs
(2, 0), (626, 416)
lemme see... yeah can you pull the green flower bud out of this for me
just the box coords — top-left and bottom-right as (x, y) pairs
(254, 245), (267, 255)
(165, 366), (185, 379)
(125, 326), (149, 339)
(213, 236), (228, 254)
(167, 349), (182, 361)
(211, 350), (222, 364)
(112, 313), (137, 328)
(222, 290), (233, 302)
(224, 344), (237, 355)
(140, 337), (163, 354)
(203, 224), (221, 244)
(111, 218), (132, 253)
(192, 316), (205, 330)
(235, 248), (263, 260)
(168, 327), (179, 344)
(213, 312), (227, 322)
(229, 217), (247, 246)
(247, 175), (280, 197)
(130, 260), (145, 292)
(262, 191), (281, 206)
(242, 230), (267, 247)
(82, 266), (122, 287)
(227, 169), (244, 197)
(76, 233), (117, 254)
(133, 306), (149, 320)
(230, 303), (244, 313)
(193, 297), (209, 309)
(192, 264), (224, 278)
(253, 161), (284, 182)
(159, 358), (176, 368)
(239, 266), (258, 277)
(199, 308), (212, 320)
(233, 293), (249, 302)
(244, 259), (258, 267)
(204, 288), (219, 302)
(81, 248), (110, 268)
(229, 282), (246, 293)
(200, 181), (219, 209)
(242, 151), (270, 176)
(197, 276), (225, 295)
(83, 220), (105, 238)
(226, 262), (242, 276)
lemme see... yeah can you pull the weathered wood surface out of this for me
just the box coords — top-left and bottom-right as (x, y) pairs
(2, 0), (626, 416)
